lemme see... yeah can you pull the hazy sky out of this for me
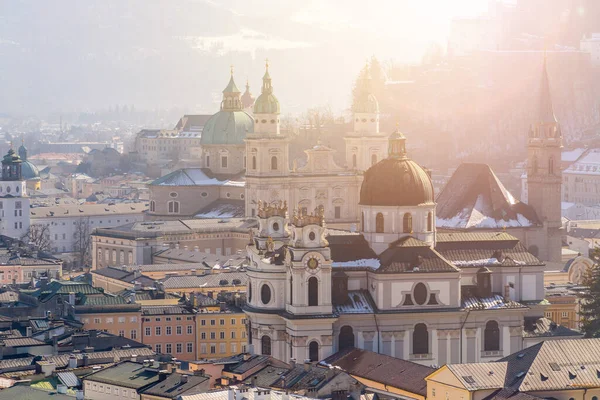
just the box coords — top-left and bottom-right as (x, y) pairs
(0, 0), (490, 116)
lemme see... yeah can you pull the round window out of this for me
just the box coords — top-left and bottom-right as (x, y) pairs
(370, 118), (375, 122)
(261, 284), (271, 304)
(226, 192), (231, 198)
(261, 119), (267, 123)
(309, 231), (316, 241)
(355, 118), (359, 122)
(270, 119), (275, 123)
(255, 119), (259, 123)
(16, 186), (19, 193)
(240, 194), (245, 200)
(273, 222), (279, 232)
(414, 282), (428, 305)
(169, 192), (178, 198)
(362, 118), (367, 122)
(201, 192), (208, 198)
(6, 186), (10, 193)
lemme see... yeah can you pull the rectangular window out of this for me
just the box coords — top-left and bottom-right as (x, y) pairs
(156, 344), (162, 353)
(210, 345), (216, 354)
(220, 343), (226, 353)
(187, 342), (193, 353)
(130, 316), (138, 322)
(131, 330), (137, 340)
(166, 344), (172, 354)
(118, 330), (124, 337)
(105, 317), (113, 323)
(176, 343), (182, 353)
(145, 327), (151, 336)
(335, 206), (341, 219)
(221, 156), (228, 168)
(210, 332), (216, 339)
(220, 331), (225, 339)
(562, 312), (569, 318)
(156, 326), (161, 336)
(220, 319), (225, 325)
(201, 332), (206, 339)
(201, 319), (206, 326)
(210, 320), (215, 326)
(201, 344), (207, 354)
(176, 326), (182, 335)
(94, 318), (101, 324)
(187, 325), (193, 335)
(166, 326), (172, 335)
(231, 331), (236, 339)
(166, 317), (171, 322)
(231, 319), (236, 325)
(231, 343), (237, 354)
(118, 317), (125, 323)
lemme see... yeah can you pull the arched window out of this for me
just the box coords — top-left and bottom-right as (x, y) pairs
(168, 201), (180, 214)
(261, 336), (271, 356)
(150, 201), (155, 212)
(352, 154), (357, 168)
(403, 213), (412, 233)
(532, 156), (538, 175)
(361, 212), (365, 231)
(261, 284), (271, 304)
(484, 321), (500, 351)
(252, 155), (257, 170)
(413, 323), (428, 355)
(309, 341), (319, 362)
(271, 156), (278, 170)
(206, 155), (210, 168)
(308, 277), (318, 306)
(339, 326), (354, 351)
(427, 212), (433, 231)
(371, 154), (377, 166)
(221, 156), (228, 168)
(548, 156), (554, 175)
(375, 213), (384, 233)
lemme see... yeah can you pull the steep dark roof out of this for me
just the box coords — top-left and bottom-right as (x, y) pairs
(522, 317), (583, 338)
(378, 237), (459, 273)
(327, 232), (377, 263)
(324, 348), (434, 397)
(436, 163), (539, 229)
(174, 114), (212, 131)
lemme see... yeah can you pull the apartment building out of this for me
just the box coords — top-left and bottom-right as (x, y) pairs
(140, 305), (197, 361)
(195, 303), (247, 359)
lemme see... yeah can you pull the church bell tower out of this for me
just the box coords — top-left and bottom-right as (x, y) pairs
(526, 55), (562, 263)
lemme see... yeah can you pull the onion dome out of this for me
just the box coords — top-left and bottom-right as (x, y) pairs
(253, 60), (280, 115)
(353, 66), (379, 114)
(241, 79), (255, 109)
(17, 142), (39, 179)
(359, 129), (434, 206)
(201, 67), (254, 146)
(2, 148), (22, 181)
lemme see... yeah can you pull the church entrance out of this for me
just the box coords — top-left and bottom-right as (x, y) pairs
(339, 326), (354, 351)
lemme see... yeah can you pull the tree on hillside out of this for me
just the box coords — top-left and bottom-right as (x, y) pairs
(350, 56), (387, 114)
(73, 217), (92, 268)
(22, 224), (53, 252)
(579, 247), (600, 337)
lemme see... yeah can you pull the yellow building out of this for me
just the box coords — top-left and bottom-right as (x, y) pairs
(545, 284), (582, 330)
(425, 339), (600, 400)
(195, 299), (247, 359)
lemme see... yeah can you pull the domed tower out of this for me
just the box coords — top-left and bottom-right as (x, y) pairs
(359, 129), (435, 254)
(245, 61), (291, 217)
(241, 79), (255, 111)
(345, 64), (388, 172)
(18, 141), (40, 190)
(200, 67), (254, 175)
(0, 148), (30, 239)
(245, 200), (290, 359)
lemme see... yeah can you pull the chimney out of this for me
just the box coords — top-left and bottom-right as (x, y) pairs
(40, 276), (48, 290)
(252, 375), (258, 387)
(289, 358), (296, 368)
(504, 284), (510, 300)
(52, 335), (58, 355)
(68, 354), (78, 369)
(228, 387), (235, 400)
(181, 375), (189, 384)
(133, 270), (141, 279)
(243, 353), (251, 361)
(194, 369), (205, 377)
(26, 326), (32, 337)
(175, 243), (180, 249)
(68, 292), (76, 305)
(83, 354), (89, 366)
(89, 330), (97, 338)
(57, 384), (67, 394)
(158, 371), (169, 382)
(194, 246), (199, 252)
(220, 302), (226, 312)
(191, 269), (197, 276)
(76, 390), (84, 400)
(184, 245), (188, 250)
(131, 355), (138, 363)
(304, 360), (311, 371)
(332, 390), (348, 400)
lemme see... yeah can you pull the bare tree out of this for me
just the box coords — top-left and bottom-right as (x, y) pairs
(73, 217), (92, 268)
(22, 224), (53, 252)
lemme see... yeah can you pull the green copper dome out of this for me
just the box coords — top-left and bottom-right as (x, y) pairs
(253, 63), (280, 115)
(201, 110), (254, 145)
(353, 67), (379, 114)
(201, 69), (255, 145)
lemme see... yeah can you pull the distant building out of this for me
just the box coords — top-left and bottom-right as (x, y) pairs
(581, 33), (600, 66)
(0, 148), (31, 239)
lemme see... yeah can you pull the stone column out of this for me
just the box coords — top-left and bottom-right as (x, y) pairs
(448, 330), (460, 364)
(381, 331), (393, 356)
(465, 328), (478, 363)
(362, 331), (375, 352)
(509, 326), (523, 354)
(437, 330), (448, 365)
(393, 331), (405, 359)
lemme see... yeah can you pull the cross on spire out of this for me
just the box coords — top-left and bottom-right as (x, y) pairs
(230, 65), (234, 76)
(265, 58), (269, 71)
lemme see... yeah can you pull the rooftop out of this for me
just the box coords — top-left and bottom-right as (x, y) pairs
(30, 203), (148, 218)
(84, 361), (161, 389)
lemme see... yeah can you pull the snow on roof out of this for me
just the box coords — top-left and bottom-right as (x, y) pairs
(151, 168), (245, 187)
(564, 150), (600, 175)
(562, 148), (587, 163)
(437, 195), (533, 229)
(331, 258), (380, 269)
(452, 257), (525, 267)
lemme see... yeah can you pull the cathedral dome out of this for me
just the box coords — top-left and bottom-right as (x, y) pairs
(253, 62), (280, 115)
(359, 131), (434, 207)
(21, 161), (40, 180)
(200, 110), (254, 146)
(201, 70), (254, 146)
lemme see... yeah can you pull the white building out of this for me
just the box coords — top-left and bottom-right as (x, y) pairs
(581, 33), (600, 66)
(30, 203), (147, 254)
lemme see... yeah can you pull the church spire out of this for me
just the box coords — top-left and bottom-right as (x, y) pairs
(388, 124), (407, 159)
(221, 66), (242, 111)
(538, 53), (557, 124)
(261, 58), (273, 95)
